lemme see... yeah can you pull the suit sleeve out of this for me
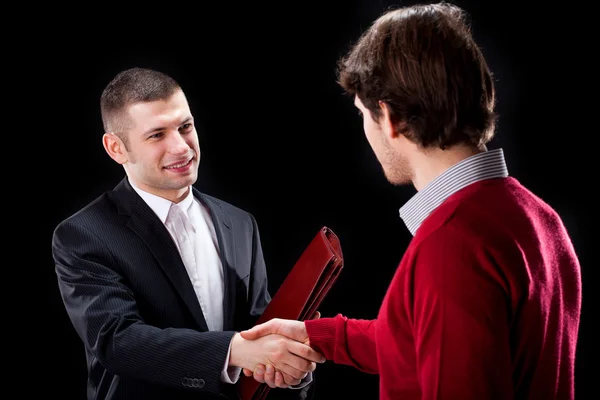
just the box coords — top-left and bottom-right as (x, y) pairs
(52, 219), (235, 396)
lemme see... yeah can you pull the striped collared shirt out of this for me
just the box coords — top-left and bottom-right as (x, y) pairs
(399, 148), (509, 236)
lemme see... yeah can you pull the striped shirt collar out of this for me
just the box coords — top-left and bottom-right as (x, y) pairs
(399, 148), (509, 236)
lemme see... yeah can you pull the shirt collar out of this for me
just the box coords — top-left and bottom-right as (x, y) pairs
(399, 148), (508, 236)
(129, 180), (195, 223)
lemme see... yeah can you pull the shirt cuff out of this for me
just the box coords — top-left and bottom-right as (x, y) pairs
(290, 371), (313, 389)
(221, 337), (242, 384)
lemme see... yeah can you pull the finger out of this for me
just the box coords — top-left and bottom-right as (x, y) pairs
(243, 368), (253, 377)
(245, 319), (307, 343)
(270, 358), (309, 380)
(253, 365), (266, 383)
(282, 357), (316, 376)
(264, 364), (277, 388)
(286, 340), (326, 364)
(274, 370), (287, 388)
(281, 371), (302, 387)
(311, 311), (321, 319)
(240, 319), (279, 340)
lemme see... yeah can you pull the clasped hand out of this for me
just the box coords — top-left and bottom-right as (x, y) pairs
(238, 312), (323, 388)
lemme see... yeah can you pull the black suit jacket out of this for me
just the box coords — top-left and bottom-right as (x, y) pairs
(52, 178), (314, 400)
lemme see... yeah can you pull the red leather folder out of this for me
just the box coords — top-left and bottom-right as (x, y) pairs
(237, 226), (344, 400)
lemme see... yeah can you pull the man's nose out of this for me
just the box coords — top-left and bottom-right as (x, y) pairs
(168, 132), (189, 154)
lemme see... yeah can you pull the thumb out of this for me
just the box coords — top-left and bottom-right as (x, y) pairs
(267, 319), (307, 343)
(240, 319), (279, 340)
(311, 311), (321, 320)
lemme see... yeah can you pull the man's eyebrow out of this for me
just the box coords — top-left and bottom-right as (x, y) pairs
(142, 117), (194, 136)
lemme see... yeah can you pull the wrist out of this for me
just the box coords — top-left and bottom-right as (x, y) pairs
(228, 332), (247, 369)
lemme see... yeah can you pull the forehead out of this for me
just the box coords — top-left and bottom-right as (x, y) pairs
(126, 90), (191, 129)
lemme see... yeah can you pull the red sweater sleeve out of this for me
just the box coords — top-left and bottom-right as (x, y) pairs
(305, 315), (379, 374)
(410, 226), (514, 399)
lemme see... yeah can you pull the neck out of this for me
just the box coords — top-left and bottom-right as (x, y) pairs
(170, 186), (191, 204)
(127, 176), (191, 204)
(411, 144), (485, 191)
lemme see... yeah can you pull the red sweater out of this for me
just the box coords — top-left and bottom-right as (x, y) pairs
(306, 177), (581, 399)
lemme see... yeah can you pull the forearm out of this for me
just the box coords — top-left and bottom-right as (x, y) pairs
(96, 320), (236, 394)
(306, 314), (379, 374)
(57, 267), (235, 394)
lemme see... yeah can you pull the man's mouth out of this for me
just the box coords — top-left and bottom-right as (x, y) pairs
(164, 158), (192, 169)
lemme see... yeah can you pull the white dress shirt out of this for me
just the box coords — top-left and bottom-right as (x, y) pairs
(130, 182), (240, 383)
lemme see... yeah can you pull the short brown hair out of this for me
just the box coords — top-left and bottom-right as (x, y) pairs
(100, 67), (181, 148)
(338, 2), (496, 149)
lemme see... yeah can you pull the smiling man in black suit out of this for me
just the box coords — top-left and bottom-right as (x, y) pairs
(52, 67), (323, 400)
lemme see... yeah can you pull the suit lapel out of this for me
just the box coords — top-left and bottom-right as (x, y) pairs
(195, 189), (238, 331)
(112, 179), (209, 331)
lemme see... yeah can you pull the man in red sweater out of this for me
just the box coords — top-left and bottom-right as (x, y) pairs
(240, 2), (582, 399)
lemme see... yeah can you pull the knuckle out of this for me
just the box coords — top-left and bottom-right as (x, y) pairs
(285, 375), (300, 386)
(300, 346), (309, 358)
(291, 370), (303, 380)
(277, 376), (286, 387)
(301, 360), (311, 372)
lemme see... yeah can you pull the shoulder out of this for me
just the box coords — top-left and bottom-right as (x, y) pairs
(413, 177), (529, 247)
(406, 179), (509, 260)
(52, 186), (128, 241)
(55, 192), (112, 227)
(405, 177), (543, 272)
(51, 192), (116, 253)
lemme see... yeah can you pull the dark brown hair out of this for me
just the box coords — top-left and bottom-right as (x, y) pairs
(338, 2), (496, 149)
(100, 67), (181, 148)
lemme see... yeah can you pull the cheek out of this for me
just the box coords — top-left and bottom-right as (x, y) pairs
(363, 119), (379, 145)
(188, 134), (200, 150)
(140, 147), (164, 166)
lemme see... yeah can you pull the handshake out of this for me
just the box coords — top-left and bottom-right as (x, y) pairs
(229, 312), (325, 389)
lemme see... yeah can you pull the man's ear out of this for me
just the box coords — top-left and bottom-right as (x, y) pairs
(378, 100), (406, 140)
(102, 133), (128, 164)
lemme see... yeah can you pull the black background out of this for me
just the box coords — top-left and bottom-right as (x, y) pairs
(23, 1), (593, 398)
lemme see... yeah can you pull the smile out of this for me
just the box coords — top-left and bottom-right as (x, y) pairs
(164, 158), (192, 169)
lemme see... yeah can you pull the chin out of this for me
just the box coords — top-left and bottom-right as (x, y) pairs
(385, 172), (411, 186)
(182, 175), (197, 187)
